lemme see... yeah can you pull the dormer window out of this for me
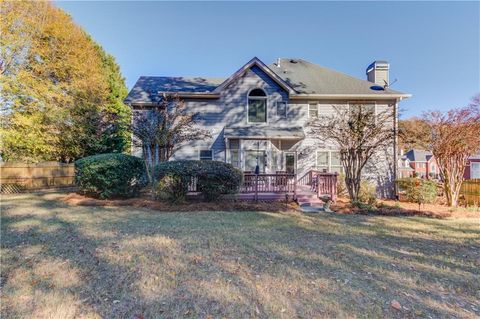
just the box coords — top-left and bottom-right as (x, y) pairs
(248, 88), (267, 123)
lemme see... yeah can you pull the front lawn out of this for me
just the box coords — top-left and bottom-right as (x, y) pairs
(1, 193), (479, 318)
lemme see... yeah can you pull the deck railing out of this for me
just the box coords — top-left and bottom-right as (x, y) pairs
(313, 172), (338, 201)
(241, 173), (296, 200)
(298, 169), (328, 186)
(188, 171), (338, 202)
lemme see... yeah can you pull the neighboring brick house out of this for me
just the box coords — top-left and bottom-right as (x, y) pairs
(464, 155), (480, 180)
(398, 152), (414, 178)
(125, 57), (411, 197)
(400, 149), (439, 179)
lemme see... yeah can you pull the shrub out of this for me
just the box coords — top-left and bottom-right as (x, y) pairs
(75, 153), (144, 199)
(154, 160), (242, 202)
(396, 177), (438, 207)
(197, 161), (243, 201)
(358, 180), (377, 206)
(153, 160), (201, 203)
(155, 174), (186, 203)
(336, 173), (348, 197)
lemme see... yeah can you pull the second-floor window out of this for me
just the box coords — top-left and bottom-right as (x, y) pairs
(248, 88), (267, 123)
(309, 103), (318, 118)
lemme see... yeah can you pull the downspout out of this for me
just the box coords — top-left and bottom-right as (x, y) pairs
(393, 98), (400, 199)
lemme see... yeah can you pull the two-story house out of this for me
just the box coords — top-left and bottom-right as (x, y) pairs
(401, 149), (439, 179)
(125, 57), (411, 197)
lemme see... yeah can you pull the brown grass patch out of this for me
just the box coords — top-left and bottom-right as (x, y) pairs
(2, 193), (479, 318)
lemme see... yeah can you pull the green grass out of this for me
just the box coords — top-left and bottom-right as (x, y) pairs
(1, 193), (479, 318)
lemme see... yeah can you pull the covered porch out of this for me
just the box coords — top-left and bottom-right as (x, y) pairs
(224, 125), (304, 174)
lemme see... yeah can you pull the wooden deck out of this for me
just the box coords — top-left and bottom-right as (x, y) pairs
(189, 171), (338, 204)
(238, 172), (337, 203)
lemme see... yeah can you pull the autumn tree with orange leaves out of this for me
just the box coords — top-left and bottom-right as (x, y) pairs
(423, 95), (480, 207)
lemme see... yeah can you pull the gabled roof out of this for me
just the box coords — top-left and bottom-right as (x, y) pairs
(213, 57), (295, 94)
(405, 149), (434, 162)
(124, 57), (411, 105)
(268, 58), (410, 99)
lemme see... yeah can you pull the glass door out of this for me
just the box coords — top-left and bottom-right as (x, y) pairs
(285, 152), (296, 174)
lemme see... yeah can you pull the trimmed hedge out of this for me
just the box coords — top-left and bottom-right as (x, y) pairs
(154, 160), (242, 202)
(75, 153), (144, 199)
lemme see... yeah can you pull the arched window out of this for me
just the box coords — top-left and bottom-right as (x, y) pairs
(248, 88), (267, 123)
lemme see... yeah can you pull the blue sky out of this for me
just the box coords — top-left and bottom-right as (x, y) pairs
(56, 1), (479, 118)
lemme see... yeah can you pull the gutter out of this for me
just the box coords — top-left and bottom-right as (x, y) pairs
(289, 93), (412, 100)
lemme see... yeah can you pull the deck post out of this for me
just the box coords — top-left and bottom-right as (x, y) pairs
(294, 174), (297, 200)
(254, 174), (258, 201)
(333, 173), (338, 201)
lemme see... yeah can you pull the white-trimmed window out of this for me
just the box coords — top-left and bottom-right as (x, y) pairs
(276, 101), (287, 118)
(230, 150), (240, 168)
(316, 150), (343, 173)
(308, 103), (318, 118)
(199, 149), (213, 161)
(248, 88), (267, 123)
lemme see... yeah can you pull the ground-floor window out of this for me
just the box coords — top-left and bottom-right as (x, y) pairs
(316, 150), (343, 173)
(230, 150), (241, 168)
(199, 149), (213, 161)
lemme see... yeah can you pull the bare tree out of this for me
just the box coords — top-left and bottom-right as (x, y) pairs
(132, 94), (210, 185)
(308, 104), (395, 201)
(423, 97), (480, 207)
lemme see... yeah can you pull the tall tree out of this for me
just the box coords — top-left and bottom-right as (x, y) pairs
(308, 104), (395, 201)
(423, 96), (480, 207)
(132, 94), (210, 185)
(398, 117), (431, 151)
(0, 0), (130, 162)
(94, 42), (131, 153)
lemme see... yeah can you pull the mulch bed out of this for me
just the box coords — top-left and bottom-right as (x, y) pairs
(62, 193), (479, 219)
(61, 193), (301, 213)
(332, 197), (480, 219)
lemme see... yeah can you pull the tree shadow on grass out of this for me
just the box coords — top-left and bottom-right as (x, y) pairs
(1, 193), (479, 318)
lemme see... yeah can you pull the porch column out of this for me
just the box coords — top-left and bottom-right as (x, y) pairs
(225, 137), (229, 163)
(239, 139), (244, 171)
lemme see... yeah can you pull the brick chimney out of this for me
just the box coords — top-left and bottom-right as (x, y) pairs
(366, 61), (390, 87)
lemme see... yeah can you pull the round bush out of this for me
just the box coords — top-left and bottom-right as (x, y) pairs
(155, 174), (187, 203)
(75, 153), (144, 199)
(197, 161), (243, 201)
(154, 160), (242, 202)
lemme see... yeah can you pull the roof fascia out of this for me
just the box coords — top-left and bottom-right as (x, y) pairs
(213, 57), (295, 94)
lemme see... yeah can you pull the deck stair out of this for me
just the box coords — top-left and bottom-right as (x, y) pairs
(296, 184), (326, 213)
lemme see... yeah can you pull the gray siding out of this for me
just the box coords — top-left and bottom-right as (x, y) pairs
(131, 65), (398, 197)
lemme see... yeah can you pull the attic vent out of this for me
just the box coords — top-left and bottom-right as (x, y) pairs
(289, 59), (298, 64)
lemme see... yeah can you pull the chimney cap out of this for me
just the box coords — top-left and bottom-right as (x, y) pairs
(367, 60), (389, 73)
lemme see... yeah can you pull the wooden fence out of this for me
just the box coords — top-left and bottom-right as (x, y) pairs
(0, 162), (75, 194)
(460, 179), (480, 205)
